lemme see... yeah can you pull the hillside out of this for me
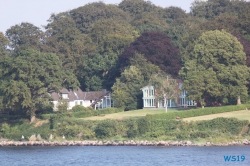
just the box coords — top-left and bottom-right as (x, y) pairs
(1, 0), (250, 119)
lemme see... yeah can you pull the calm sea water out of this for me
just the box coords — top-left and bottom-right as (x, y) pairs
(0, 146), (250, 166)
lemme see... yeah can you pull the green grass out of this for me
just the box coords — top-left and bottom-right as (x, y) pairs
(83, 108), (178, 120)
(184, 109), (250, 121)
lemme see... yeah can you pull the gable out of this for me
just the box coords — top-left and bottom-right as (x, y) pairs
(50, 89), (111, 101)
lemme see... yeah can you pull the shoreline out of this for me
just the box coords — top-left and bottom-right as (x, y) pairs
(1, 139), (250, 147)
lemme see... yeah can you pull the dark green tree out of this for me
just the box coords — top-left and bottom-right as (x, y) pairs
(112, 66), (143, 110)
(70, 2), (130, 33)
(112, 54), (160, 110)
(0, 32), (9, 57)
(191, 0), (231, 19)
(0, 49), (79, 121)
(5, 22), (45, 52)
(180, 30), (250, 106)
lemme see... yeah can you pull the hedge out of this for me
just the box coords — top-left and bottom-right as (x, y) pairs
(146, 104), (250, 120)
(73, 107), (124, 118)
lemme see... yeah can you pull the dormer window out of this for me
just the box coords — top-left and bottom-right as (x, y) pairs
(62, 93), (68, 99)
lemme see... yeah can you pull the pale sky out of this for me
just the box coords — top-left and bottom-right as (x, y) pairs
(0, 0), (194, 33)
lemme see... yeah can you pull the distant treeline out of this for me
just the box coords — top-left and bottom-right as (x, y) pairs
(1, 0), (250, 118)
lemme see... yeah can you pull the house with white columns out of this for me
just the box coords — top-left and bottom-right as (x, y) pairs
(141, 79), (195, 108)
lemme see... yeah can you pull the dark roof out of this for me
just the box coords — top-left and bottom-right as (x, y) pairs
(50, 89), (110, 101)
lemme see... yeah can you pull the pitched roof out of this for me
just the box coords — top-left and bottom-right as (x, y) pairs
(50, 89), (110, 101)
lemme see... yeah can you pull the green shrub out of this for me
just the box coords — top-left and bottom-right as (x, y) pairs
(81, 128), (96, 140)
(57, 122), (82, 139)
(125, 119), (139, 138)
(146, 104), (250, 120)
(97, 108), (124, 114)
(3, 122), (51, 141)
(195, 117), (248, 135)
(73, 110), (93, 118)
(72, 107), (123, 118)
(137, 117), (150, 135)
(39, 114), (53, 120)
(49, 112), (65, 129)
(190, 131), (210, 139)
(72, 105), (88, 112)
(0, 123), (11, 137)
(175, 131), (190, 139)
(94, 120), (117, 139)
(148, 130), (165, 138)
(57, 100), (68, 113)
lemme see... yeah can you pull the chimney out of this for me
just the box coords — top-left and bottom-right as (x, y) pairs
(102, 89), (107, 95)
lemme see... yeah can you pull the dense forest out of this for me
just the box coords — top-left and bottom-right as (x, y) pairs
(1, 0), (250, 118)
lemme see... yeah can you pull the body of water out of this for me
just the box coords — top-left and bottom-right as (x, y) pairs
(0, 146), (249, 166)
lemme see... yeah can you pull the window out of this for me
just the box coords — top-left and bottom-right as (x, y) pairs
(80, 101), (83, 105)
(62, 93), (68, 99)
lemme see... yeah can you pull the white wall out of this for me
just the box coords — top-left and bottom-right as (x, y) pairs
(53, 99), (93, 111)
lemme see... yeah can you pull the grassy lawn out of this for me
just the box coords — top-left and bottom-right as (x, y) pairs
(83, 108), (178, 120)
(184, 109), (250, 122)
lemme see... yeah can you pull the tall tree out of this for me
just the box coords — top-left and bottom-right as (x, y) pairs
(112, 66), (144, 110)
(233, 32), (250, 67)
(0, 32), (9, 57)
(180, 30), (250, 106)
(112, 54), (160, 110)
(119, 0), (169, 33)
(119, 31), (181, 77)
(150, 72), (178, 112)
(0, 49), (79, 121)
(191, 0), (232, 19)
(89, 19), (136, 55)
(165, 6), (187, 20)
(70, 2), (130, 33)
(238, 2), (250, 37)
(5, 22), (45, 52)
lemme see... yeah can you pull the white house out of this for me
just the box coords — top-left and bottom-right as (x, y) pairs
(50, 88), (112, 110)
(141, 79), (195, 108)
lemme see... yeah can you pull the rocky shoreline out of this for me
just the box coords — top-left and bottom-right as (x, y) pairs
(1, 139), (250, 147)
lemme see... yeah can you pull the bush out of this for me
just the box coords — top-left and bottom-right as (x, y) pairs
(72, 107), (123, 118)
(97, 108), (124, 114)
(94, 120), (117, 139)
(4, 122), (51, 141)
(146, 104), (250, 120)
(195, 117), (249, 135)
(137, 117), (150, 135)
(166, 131), (189, 140)
(39, 114), (53, 120)
(72, 105), (88, 112)
(125, 119), (139, 138)
(147, 130), (165, 138)
(57, 123), (82, 139)
(190, 131), (210, 139)
(81, 128), (96, 140)
(73, 110), (93, 118)
(0, 123), (11, 137)
(49, 112), (65, 129)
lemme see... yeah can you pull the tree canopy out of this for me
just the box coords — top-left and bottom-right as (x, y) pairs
(5, 22), (45, 52)
(119, 31), (181, 78)
(2, 0), (250, 116)
(180, 30), (250, 106)
(0, 49), (79, 120)
(150, 72), (178, 112)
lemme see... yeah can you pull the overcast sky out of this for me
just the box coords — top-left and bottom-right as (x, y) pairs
(0, 0), (194, 33)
